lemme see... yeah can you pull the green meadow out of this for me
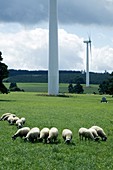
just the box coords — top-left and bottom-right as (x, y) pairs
(4, 82), (99, 94)
(0, 90), (113, 169)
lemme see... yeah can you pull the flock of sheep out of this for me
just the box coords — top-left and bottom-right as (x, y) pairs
(0, 112), (107, 144)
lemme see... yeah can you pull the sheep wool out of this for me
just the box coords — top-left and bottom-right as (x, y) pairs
(40, 127), (49, 143)
(24, 127), (40, 142)
(91, 126), (107, 141)
(47, 127), (58, 143)
(88, 128), (100, 141)
(12, 127), (30, 140)
(0, 113), (16, 121)
(20, 117), (26, 124)
(7, 115), (19, 125)
(0, 113), (12, 120)
(16, 119), (24, 128)
(78, 127), (95, 141)
(62, 129), (73, 144)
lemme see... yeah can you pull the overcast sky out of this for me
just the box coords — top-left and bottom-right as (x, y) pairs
(0, 0), (113, 73)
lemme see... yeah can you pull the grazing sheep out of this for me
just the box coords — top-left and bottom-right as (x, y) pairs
(47, 127), (58, 143)
(39, 127), (49, 143)
(20, 117), (26, 124)
(0, 113), (16, 121)
(91, 126), (107, 141)
(88, 128), (100, 141)
(24, 127), (40, 142)
(62, 129), (73, 144)
(7, 115), (19, 125)
(0, 113), (12, 120)
(78, 127), (95, 141)
(12, 127), (30, 140)
(16, 119), (24, 128)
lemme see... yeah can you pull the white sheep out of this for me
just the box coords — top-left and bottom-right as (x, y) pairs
(24, 127), (40, 142)
(7, 115), (19, 125)
(78, 127), (95, 141)
(62, 129), (73, 144)
(88, 128), (100, 141)
(39, 127), (49, 143)
(47, 127), (58, 143)
(20, 117), (26, 124)
(0, 113), (16, 121)
(16, 119), (24, 128)
(12, 127), (30, 140)
(91, 126), (107, 141)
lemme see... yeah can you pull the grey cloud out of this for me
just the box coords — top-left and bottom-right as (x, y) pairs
(0, 0), (48, 24)
(0, 0), (113, 26)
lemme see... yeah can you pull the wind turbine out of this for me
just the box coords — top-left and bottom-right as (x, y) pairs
(48, 0), (59, 95)
(83, 37), (92, 87)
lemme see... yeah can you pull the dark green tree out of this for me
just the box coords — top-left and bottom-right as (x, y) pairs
(9, 82), (24, 92)
(73, 82), (84, 94)
(68, 83), (74, 93)
(98, 72), (113, 95)
(0, 52), (9, 94)
(98, 81), (109, 94)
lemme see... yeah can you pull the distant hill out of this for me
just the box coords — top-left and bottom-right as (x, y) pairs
(3, 69), (111, 84)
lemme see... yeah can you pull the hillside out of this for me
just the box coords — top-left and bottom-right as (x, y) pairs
(4, 69), (110, 84)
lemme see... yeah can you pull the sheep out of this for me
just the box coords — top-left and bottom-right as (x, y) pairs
(16, 119), (24, 128)
(91, 126), (107, 141)
(0, 113), (16, 121)
(78, 127), (95, 141)
(7, 115), (19, 125)
(12, 127), (30, 140)
(20, 117), (26, 124)
(47, 127), (58, 143)
(24, 127), (40, 142)
(39, 127), (49, 143)
(62, 129), (73, 144)
(88, 128), (100, 141)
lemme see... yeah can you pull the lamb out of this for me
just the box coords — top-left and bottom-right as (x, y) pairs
(90, 126), (107, 141)
(78, 127), (95, 141)
(12, 127), (30, 140)
(24, 127), (40, 142)
(62, 129), (73, 144)
(47, 127), (58, 143)
(39, 127), (49, 143)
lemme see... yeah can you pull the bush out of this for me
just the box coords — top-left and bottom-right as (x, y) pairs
(9, 82), (24, 92)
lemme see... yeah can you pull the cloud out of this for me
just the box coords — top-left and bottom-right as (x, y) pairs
(0, 24), (113, 73)
(0, 0), (113, 26)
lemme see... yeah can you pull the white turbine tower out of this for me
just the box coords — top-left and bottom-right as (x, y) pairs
(48, 0), (59, 95)
(83, 37), (91, 87)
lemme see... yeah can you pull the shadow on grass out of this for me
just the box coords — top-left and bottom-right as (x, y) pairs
(0, 99), (16, 102)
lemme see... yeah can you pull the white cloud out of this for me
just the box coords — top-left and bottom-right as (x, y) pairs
(0, 23), (113, 73)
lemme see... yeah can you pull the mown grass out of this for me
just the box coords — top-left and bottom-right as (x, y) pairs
(0, 92), (113, 170)
(4, 82), (99, 94)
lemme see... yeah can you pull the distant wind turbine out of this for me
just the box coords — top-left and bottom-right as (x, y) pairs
(83, 37), (92, 87)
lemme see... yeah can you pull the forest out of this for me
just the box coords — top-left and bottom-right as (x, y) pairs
(4, 69), (111, 84)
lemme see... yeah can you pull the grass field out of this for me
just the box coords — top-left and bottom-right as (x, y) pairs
(4, 82), (100, 94)
(0, 92), (113, 170)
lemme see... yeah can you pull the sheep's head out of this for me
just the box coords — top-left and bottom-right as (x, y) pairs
(102, 136), (107, 141)
(12, 136), (16, 140)
(65, 139), (71, 144)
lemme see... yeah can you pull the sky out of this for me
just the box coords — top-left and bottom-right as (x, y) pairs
(0, 0), (113, 73)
